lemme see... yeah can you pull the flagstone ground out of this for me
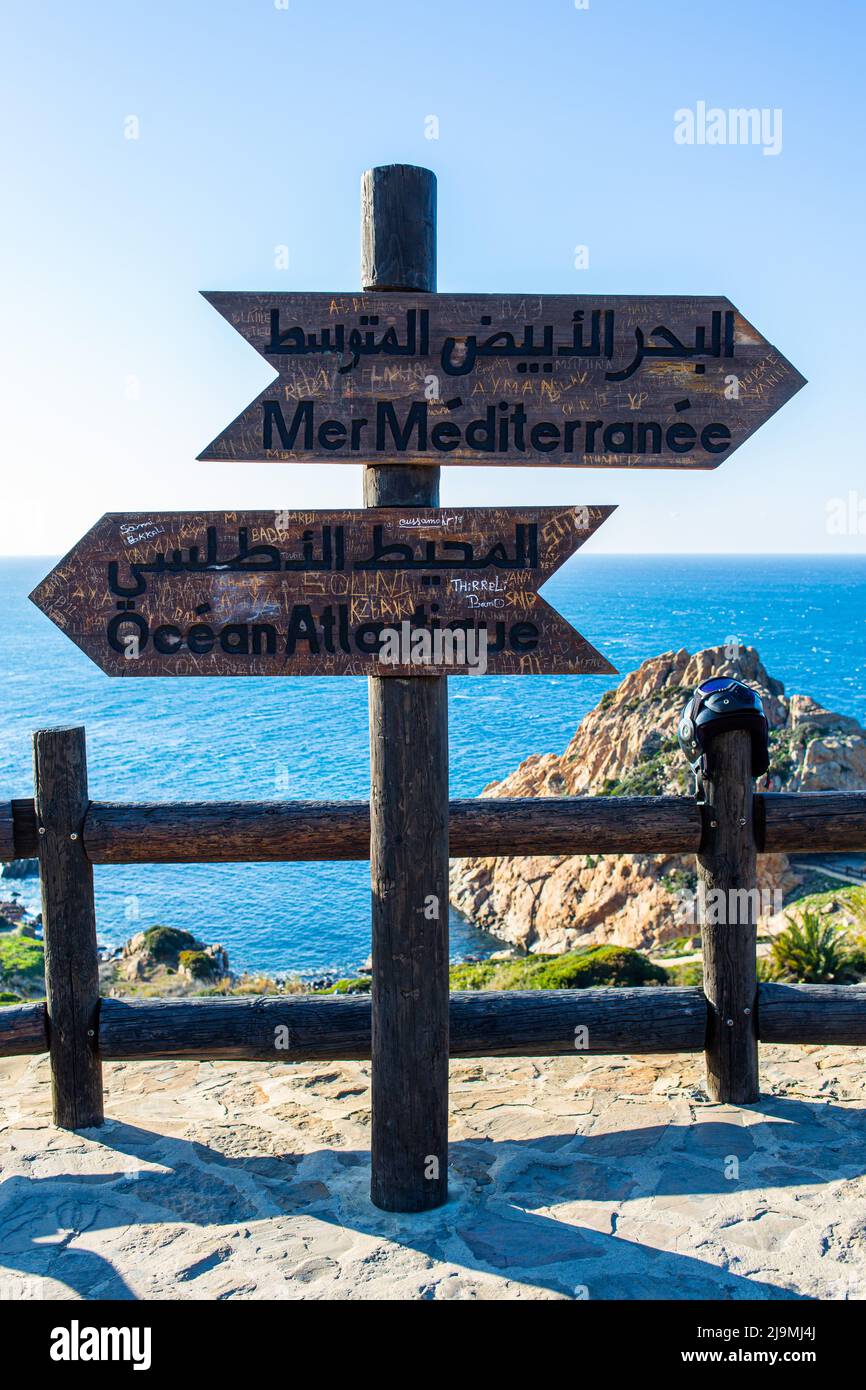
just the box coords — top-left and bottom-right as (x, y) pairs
(1, 1046), (864, 1301)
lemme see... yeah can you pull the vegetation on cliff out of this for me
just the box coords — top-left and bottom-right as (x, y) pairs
(0, 934), (44, 999)
(314, 945), (668, 995)
(448, 945), (667, 991)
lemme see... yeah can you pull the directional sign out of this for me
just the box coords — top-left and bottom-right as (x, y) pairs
(198, 293), (805, 469)
(29, 507), (616, 677)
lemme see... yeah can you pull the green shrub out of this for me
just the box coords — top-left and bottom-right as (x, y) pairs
(769, 910), (857, 983)
(0, 991), (22, 1005)
(320, 947), (666, 996)
(757, 957), (780, 982)
(783, 885), (866, 929)
(0, 935), (45, 986)
(311, 975), (372, 994)
(177, 949), (219, 981)
(329, 976), (372, 994)
(655, 935), (701, 957)
(845, 936), (866, 979)
(664, 962), (703, 987)
(141, 925), (200, 964)
(661, 869), (698, 895)
(451, 946), (666, 991)
(448, 961), (501, 990)
(767, 731), (795, 783)
(600, 740), (680, 798)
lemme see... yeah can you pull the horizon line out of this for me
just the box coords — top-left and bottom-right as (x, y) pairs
(6, 551), (866, 562)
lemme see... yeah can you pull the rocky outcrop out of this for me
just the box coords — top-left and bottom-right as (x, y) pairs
(114, 926), (229, 992)
(449, 646), (866, 954)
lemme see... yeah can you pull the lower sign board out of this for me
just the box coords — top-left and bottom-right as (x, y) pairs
(29, 507), (616, 677)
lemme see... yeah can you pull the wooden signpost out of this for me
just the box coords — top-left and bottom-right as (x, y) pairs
(28, 162), (806, 1215)
(29, 506), (615, 678)
(198, 292), (805, 469)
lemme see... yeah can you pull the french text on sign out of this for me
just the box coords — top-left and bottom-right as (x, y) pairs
(197, 292), (805, 468)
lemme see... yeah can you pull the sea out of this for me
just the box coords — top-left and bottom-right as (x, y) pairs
(2, 555), (865, 978)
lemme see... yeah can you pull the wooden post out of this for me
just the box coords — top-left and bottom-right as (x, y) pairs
(697, 728), (759, 1103)
(362, 164), (449, 1211)
(33, 726), (103, 1128)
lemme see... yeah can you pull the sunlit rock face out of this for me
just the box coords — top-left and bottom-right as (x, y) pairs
(449, 646), (865, 954)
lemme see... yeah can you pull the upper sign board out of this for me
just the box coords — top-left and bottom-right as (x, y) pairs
(198, 293), (805, 468)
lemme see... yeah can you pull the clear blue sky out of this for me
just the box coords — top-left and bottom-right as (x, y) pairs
(2, 0), (864, 554)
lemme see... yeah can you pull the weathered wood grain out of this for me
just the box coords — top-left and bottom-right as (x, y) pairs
(9, 986), (866, 1063)
(197, 289), (805, 469)
(28, 506), (615, 678)
(361, 163), (436, 292)
(5, 791), (866, 866)
(97, 987), (707, 1061)
(10, 984), (866, 1063)
(33, 727), (103, 1128)
(758, 983), (866, 1045)
(75, 795), (699, 862)
(363, 164), (449, 1213)
(369, 671), (449, 1210)
(0, 805), (14, 862)
(0, 1001), (48, 1056)
(9, 799), (37, 859)
(697, 729), (759, 1103)
(760, 791), (866, 853)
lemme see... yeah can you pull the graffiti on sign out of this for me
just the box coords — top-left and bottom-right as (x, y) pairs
(30, 507), (616, 677)
(198, 292), (805, 468)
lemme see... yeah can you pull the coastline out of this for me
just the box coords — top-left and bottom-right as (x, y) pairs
(3, 556), (866, 977)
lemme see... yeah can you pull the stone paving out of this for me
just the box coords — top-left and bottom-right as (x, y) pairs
(1, 1046), (865, 1300)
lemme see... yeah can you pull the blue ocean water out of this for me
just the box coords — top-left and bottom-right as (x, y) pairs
(2, 555), (865, 976)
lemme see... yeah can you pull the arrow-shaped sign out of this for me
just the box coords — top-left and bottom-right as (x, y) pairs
(198, 292), (805, 468)
(29, 507), (616, 677)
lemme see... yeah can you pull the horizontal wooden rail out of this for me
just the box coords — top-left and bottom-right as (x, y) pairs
(87, 797), (703, 862)
(3, 791), (865, 866)
(3, 795), (700, 862)
(759, 983), (866, 1045)
(758, 792), (866, 853)
(0, 799), (30, 863)
(0, 1001), (48, 1056)
(89, 800), (373, 863)
(98, 988), (707, 1060)
(6, 984), (866, 1062)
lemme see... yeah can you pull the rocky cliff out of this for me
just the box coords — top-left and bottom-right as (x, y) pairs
(449, 645), (866, 954)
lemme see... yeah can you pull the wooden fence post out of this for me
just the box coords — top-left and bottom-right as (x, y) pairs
(697, 727), (759, 1103)
(33, 726), (103, 1128)
(362, 164), (450, 1211)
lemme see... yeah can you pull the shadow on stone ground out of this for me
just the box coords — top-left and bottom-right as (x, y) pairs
(2, 1078), (865, 1300)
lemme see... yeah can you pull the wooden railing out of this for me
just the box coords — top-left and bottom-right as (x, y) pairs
(4, 788), (866, 863)
(2, 726), (865, 1160)
(7, 982), (866, 1062)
